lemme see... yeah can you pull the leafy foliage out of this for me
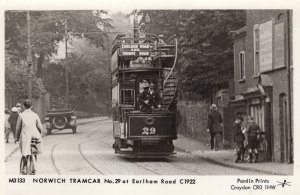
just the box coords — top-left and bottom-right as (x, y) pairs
(139, 10), (245, 100)
(42, 38), (109, 110)
(5, 10), (111, 108)
(5, 42), (45, 99)
(5, 10), (111, 77)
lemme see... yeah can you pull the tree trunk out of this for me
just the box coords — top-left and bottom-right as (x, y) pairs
(37, 52), (45, 78)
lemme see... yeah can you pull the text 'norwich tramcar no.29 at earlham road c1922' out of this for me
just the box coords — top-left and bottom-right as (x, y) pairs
(111, 19), (178, 158)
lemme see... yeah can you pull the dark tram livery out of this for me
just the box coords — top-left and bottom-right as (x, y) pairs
(111, 21), (178, 157)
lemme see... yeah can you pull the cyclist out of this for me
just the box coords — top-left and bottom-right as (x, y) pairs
(16, 99), (43, 174)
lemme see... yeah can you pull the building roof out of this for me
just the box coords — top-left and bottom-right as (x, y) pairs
(231, 26), (247, 38)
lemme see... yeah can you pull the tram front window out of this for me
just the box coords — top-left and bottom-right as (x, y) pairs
(120, 89), (135, 105)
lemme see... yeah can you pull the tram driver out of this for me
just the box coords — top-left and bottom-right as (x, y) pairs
(149, 82), (161, 109)
(139, 80), (161, 112)
(139, 79), (152, 112)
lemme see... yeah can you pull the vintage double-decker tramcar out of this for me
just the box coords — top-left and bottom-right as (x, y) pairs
(111, 28), (178, 157)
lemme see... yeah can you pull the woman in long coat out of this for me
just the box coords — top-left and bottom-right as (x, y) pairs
(16, 99), (43, 158)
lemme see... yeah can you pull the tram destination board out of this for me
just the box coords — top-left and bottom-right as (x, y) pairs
(119, 43), (154, 56)
(127, 113), (176, 138)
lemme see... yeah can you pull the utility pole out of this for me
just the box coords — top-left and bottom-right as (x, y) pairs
(65, 19), (69, 108)
(106, 37), (111, 116)
(27, 11), (33, 99)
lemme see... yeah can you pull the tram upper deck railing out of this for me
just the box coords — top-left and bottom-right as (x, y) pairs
(111, 33), (177, 71)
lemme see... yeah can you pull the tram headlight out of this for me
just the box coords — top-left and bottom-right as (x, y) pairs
(144, 117), (155, 126)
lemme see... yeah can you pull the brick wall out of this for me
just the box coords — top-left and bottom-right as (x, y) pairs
(232, 10), (293, 162)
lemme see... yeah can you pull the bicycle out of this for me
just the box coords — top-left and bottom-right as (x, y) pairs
(242, 134), (268, 162)
(20, 138), (40, 175)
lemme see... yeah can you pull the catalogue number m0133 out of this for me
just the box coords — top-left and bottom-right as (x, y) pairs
(8, 178), (26, 183)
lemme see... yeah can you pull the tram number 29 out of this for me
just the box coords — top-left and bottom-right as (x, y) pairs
(142, 127), (156, 135)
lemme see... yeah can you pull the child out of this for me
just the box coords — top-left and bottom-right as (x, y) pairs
(233, 116), (245, 163)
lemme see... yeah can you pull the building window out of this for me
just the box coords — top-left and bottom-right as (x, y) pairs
(239, 51), (246, 80)
(274, 22), (285, 68)
(259, 20), (273, 72)
(120, 89), (135, 105)
(253, 25), (260, 75)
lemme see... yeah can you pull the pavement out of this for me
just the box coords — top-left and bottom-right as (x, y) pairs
(5, 117), (293, 175)
(174, 134), (294, 175)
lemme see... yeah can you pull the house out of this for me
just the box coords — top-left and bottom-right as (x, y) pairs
(230, 10), (293, 163)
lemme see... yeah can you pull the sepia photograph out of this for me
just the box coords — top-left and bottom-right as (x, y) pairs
(1, 1), (298, 194)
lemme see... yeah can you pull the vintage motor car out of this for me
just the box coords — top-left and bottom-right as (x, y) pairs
(45, 109), (77, 135)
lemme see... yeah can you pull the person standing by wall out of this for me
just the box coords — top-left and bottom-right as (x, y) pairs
(245, 116), (261, 163)
(4, 109), (11, 143)
(9, 107), (19, 143)
(233, 116), (245, 163)
(206, 104), (223, 151)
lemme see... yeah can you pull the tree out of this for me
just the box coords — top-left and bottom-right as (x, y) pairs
(138, 10), (245, 100)
(5, 41), (45, 99)
(5, 10), (111, 78)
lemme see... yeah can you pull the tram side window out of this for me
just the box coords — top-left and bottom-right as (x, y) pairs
(120, 89), (135, 105)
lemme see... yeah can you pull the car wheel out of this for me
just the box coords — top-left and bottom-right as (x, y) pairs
(52, 116), (67, 129)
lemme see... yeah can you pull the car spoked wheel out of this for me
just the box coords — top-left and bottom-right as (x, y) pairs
(52, 116), (67, 129)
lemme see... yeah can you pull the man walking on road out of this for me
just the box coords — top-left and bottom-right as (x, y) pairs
(207, 104), (223, 151)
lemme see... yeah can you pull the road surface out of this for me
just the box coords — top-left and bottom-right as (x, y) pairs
(5, 118), (262, 175)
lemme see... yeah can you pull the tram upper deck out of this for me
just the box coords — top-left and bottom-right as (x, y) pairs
(111, 33), (176, 73)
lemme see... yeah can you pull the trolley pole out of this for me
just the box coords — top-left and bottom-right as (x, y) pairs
(27, 11), (33, 99)
(133, 14), (139, 43)
(65, 19), (69, 108)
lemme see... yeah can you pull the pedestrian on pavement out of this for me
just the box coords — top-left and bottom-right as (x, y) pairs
(206, 104), (223, 151)
(16, 99), (43, 174)
(9, 107), (19, 143)
(149, 82), (161, 109)
(16, 103), (22, 113)
(139, 79), (152, 112)
(245, 116), (261, 163)
(233, 116), (245, 163)
(4, 109), (11, 143)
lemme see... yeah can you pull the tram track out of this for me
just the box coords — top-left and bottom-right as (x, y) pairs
(49, 120), (203, 175)
(98, 137), (204, 175)
(78, 142), (105, 175)
(49, 122), (110, 175)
